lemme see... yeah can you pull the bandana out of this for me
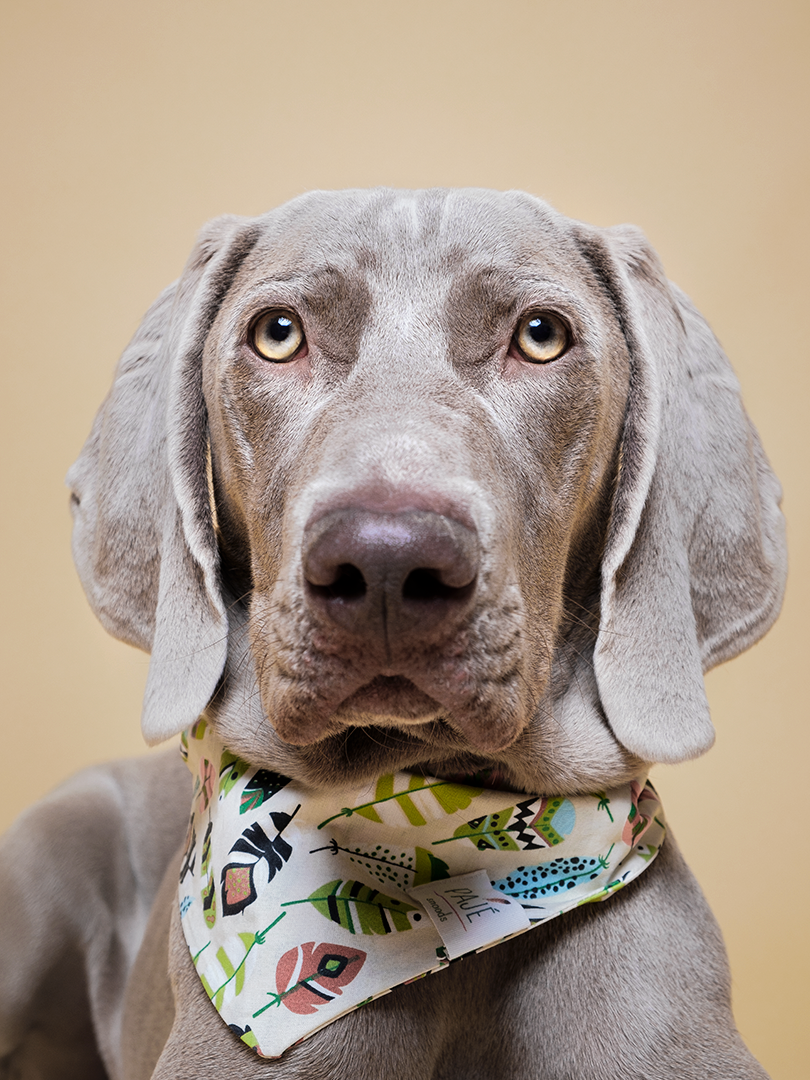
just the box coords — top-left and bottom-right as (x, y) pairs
(178, 718), (665, 1059)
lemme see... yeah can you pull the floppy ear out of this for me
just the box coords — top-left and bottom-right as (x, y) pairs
(576, 224), (787, 764)
(67, 215), (260, 743)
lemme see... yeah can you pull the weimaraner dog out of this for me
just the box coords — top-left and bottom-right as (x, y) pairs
(0, 189), (786, 1079)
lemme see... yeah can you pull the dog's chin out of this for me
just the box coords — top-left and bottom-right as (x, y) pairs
(284, 718), (489, 787)
(265, 667), (530, 758)
(320, 676), (525, 755)
(211, 662), (534, 788)
(335, 675), (442, 724)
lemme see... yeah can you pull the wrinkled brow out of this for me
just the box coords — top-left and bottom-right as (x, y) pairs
(243, 262), (374, 362)
(442, 267), (537, 362)
(299, 266), (373, 362)
(442, 262), (600, 366)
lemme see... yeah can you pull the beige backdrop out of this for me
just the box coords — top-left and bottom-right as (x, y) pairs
(1, 1), (807, 1075)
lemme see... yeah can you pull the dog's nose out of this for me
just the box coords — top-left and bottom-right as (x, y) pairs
(302, 508), (479, 641)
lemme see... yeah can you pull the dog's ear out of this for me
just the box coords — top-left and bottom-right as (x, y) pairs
(67, 215), (260, 743)
(575, 223), (786, 764)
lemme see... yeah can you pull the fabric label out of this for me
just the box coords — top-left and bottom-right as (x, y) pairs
(408, 869), (531, 959)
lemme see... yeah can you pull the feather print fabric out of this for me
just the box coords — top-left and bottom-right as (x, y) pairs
(179, 719), (665, 1059)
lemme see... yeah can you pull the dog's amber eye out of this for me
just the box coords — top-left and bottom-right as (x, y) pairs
(513, 312), (569, 363)
(250, 310), (305, 362)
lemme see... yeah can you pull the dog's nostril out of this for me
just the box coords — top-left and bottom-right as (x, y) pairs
(308, 563), (367, 601)
(302, 507), (480, 634)
(402, 568), (476, 603)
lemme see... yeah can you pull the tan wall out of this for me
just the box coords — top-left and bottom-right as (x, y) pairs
(1, 1), (807, 1074)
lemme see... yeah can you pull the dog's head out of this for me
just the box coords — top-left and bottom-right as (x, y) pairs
(67, 190), (786, 793)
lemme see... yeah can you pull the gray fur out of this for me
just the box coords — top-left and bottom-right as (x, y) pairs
(0, 751), (191, 1079)
(0, 189), (785, 1078)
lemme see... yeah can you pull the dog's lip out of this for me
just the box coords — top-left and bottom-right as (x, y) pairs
(323, 674), (527, 754)
(336, 674), (441, 722)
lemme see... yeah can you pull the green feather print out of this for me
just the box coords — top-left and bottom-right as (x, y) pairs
(318, 773), (482, 830)
(281, 879), (422, 935)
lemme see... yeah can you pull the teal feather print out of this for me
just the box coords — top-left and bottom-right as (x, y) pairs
(491, 852), (611, 901)
(281, 879), (422, 935)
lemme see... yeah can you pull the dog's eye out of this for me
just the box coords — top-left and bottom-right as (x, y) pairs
(513, 312), (569, 363)
(250, 310), (305, 362)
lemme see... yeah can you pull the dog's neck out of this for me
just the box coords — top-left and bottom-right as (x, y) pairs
(178, 719), (664, 1059)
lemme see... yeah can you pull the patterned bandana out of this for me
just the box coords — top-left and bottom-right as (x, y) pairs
(178, 718), (665, 1060)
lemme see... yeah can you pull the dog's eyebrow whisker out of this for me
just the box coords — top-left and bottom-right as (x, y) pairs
(556, 636), (596, 673)
(223, 589), (255, 614)
(559, 607), (599, 639)
(558, 593), (633, 645)
(560, 593), (598, 616)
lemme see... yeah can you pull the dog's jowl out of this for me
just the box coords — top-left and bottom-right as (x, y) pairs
(0, 190), (785, 1080)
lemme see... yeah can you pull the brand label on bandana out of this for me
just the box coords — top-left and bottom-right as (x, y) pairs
(409, 869), (531, 957)
(178, 719), (665, 1060)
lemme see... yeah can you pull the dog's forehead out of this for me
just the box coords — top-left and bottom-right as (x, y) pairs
(242, 188), (590, 289)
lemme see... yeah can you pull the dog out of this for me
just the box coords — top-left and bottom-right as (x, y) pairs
(0, 189), (786, 1079)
